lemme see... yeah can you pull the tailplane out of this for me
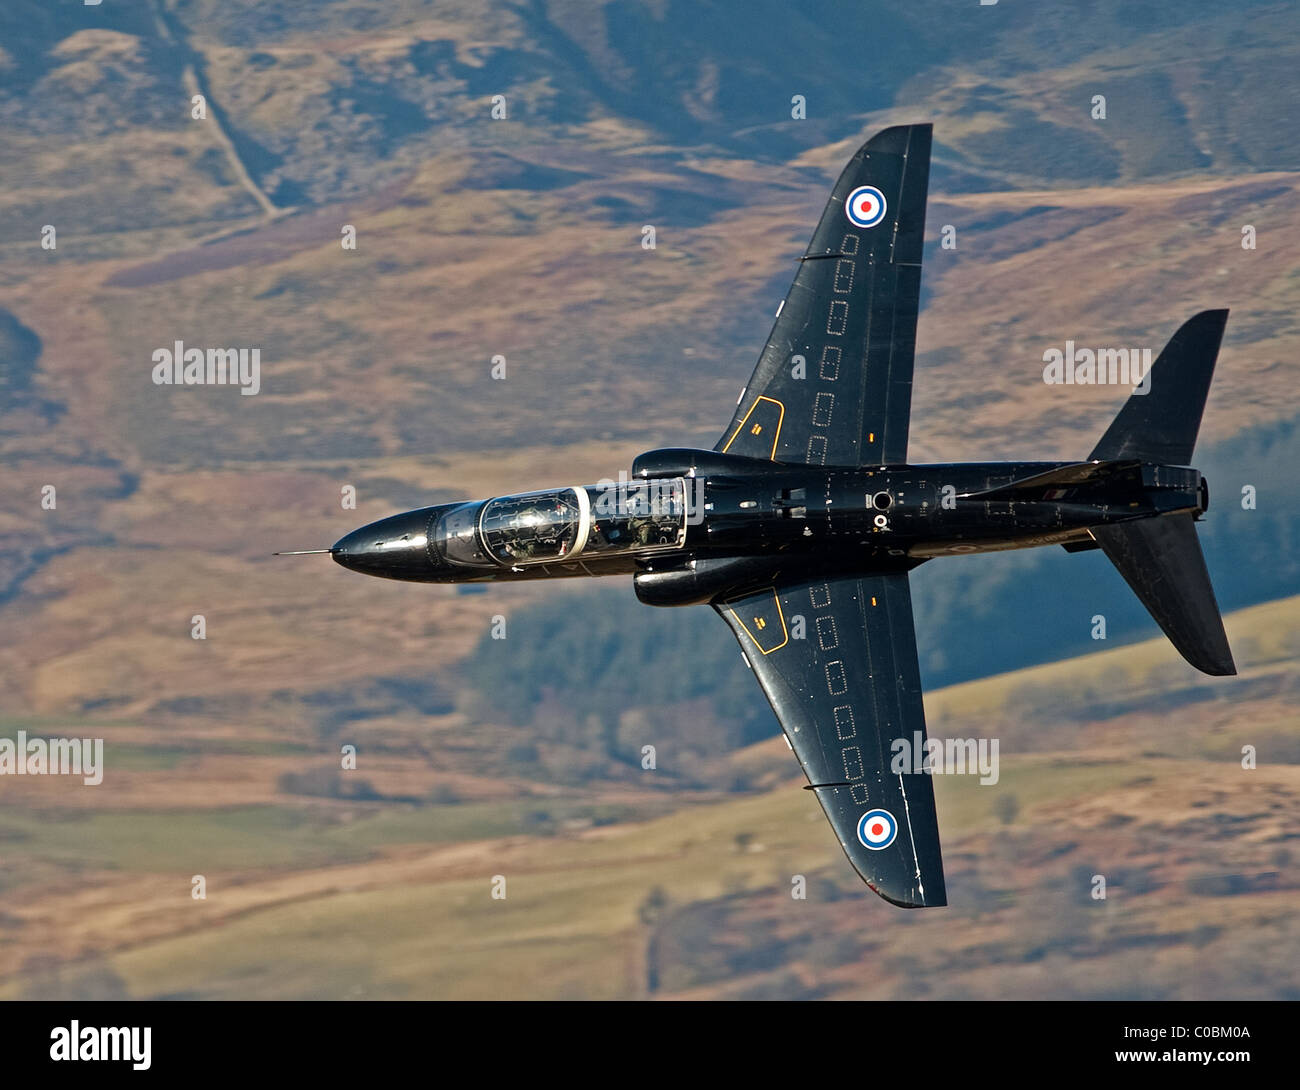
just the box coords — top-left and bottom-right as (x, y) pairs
(1092, 515), (1235, 676)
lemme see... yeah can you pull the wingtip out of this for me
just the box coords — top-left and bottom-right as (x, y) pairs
(869, 881), (948, 909)
(861, 122), (933, 154)
(1186, 308), (1230, 332)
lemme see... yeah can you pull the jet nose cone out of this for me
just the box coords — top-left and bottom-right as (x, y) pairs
(329, 526), (370, 567)
(330, 509), (437, 578)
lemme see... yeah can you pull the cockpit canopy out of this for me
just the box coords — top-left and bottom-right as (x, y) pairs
(481, 488), (583, 564)
(583, 478), (686, 556)
(430, 478), (688, 569)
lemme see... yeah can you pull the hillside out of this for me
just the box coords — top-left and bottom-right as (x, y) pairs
(4, 593), (1298, 1000)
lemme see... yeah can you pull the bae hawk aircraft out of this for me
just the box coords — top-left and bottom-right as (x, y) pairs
(310, 124), (1236, 907)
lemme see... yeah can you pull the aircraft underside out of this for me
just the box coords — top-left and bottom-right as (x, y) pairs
(319, 124), (1236, 908)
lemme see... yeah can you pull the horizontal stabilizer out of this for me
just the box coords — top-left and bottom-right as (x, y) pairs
(1092, 513), (1235, 676)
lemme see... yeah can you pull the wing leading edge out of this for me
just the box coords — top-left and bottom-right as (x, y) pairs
(715, 124), (932, 467)
(713, 571), (946, 907)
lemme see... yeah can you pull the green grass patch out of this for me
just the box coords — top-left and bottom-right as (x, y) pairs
(0, 807), (372, 873)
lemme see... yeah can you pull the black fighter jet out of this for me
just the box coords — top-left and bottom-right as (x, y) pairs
(319, 124), (1235, 908)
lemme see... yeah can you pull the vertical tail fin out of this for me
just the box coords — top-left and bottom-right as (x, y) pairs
(1092, 514), (1235, 676)
(1089, 309), (1228, 465)
(1085, 310), (1234, 676)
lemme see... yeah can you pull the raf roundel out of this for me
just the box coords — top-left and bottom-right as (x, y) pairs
(845, 185), (887, 228)
(856, 808), (898, 850)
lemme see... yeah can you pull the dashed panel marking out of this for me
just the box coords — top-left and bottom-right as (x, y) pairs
(812, 392), (834, 428)
(819, 345), (841, 381)
(833, 258), (855, 294)
(842, 746), (865, 782)
(826, 300), (848, 336)
(833, 704), (856, 740)
(825, 659), (848, 696)
(816, 614), (839, 651)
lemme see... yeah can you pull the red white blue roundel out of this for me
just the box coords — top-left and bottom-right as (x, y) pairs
(857, 808), (898, 850)
(845, 185), (887, 228)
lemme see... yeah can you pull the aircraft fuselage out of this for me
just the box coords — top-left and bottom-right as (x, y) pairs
(331, 448), (1206, 603)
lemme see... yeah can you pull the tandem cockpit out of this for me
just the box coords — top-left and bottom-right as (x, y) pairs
(432, 477), (690, 571)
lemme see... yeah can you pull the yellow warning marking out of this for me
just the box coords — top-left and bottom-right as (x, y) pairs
(755, 616), (767, 630)
(727, 588), (789, 654)
(871, 596), (877, 606)
(868, 431), (875, 442)
(722, 396), (785, 459)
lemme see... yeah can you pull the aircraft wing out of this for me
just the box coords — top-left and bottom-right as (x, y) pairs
(713, 570), (946, 907)
(715, 124), (932, 466)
